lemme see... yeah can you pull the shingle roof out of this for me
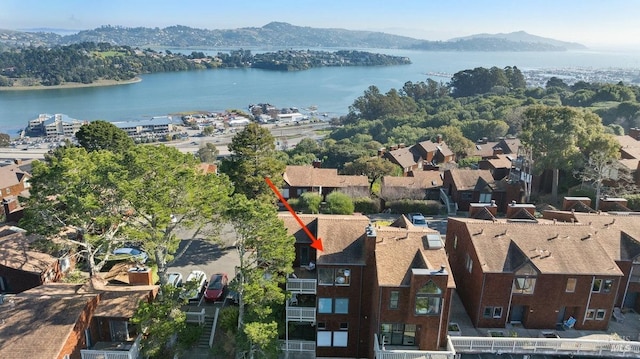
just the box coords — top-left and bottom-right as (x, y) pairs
(0, 230), (58, 274)
(452, 217), (623, 276)
(385, 147), (421, 169)
(617, 135), (640, 159)
(283, 166), (368, 188)
(381, 171), (443, 189)
(278, 213), (370, 265)
(472, 141), (500, 158)
(495, 138), (521, 154)
(566, 211), (640, 261)
(484, 155), (513, 169)
(0, 161), (31, 191)
(448, 169), (501, 191)
(374, 225), (454, 288)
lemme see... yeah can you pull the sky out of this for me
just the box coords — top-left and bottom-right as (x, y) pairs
(2, 0), (639, 49)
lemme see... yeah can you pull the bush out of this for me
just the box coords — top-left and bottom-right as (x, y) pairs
(300, 192), (322, 214)
(625, 194), (640, 210)
(219, 306), (239, 335)
(177, 324), (204, 349)
(353, 197), (381, 214)
(568, 187), (596, 205)
(324, 191), (354, 214)
(385, 199), (443, 215)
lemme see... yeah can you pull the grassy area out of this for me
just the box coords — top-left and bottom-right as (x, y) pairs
(92, 50), (125, 58)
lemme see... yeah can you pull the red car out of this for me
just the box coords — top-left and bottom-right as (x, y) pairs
(204, 273), (229, 302)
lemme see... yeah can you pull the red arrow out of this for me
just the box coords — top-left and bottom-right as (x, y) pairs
(265, 177), (324, 251)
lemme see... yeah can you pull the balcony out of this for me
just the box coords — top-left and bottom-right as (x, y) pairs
(81, 334), (142, 359)
(287, 278), (317, 294)
(286, 306), (316, 323)
(281, 340), (316, 352)
(374, 334), (456, 359)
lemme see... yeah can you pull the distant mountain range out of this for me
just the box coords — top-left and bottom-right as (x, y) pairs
(0, 22), (586, 51)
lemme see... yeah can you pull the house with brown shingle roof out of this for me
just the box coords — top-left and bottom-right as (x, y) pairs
(446, 214), (624, 331)
(0, 226), (72, 294)
(615, 134), (640, 185)
(380, 171), (443, 201)
(542, 210), (640, 313)
(279, 213), (454, 358)
(442, 168), (522, 213)
(383, 140), (455, 175)
(478, 154), (514, 180)
(0, 159), (32, 201)
(0, 278), (156, 359)
(282, 165), (369, 200)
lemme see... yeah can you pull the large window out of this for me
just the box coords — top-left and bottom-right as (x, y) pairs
(479, 193), (492, 203)
(317, 331), (348, 347)
(389, 291), (399, 309)
(380, 323), (416, 346)
(566, 278), (577, 292)
(513, 263), (537, 295)
(483, 306), (503, 319)
(318, 298), (348, 314)
(592, 279), (602, 292)
(318, 268), (351, 286)
(603, 279), (614, 293)
(415, 281), (442, 315)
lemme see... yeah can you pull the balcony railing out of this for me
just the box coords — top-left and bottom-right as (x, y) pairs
(81, 334), (142, 359)
(286, 307), (316, 322)
(450, 336), (640, 358)
(281, 340), (316, 352)
(374, 334), (456, 359)
(287, 278), (317, 294)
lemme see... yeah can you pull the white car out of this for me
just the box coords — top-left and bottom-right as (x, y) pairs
(112, 247), (149, 263)
(180, 270), (207, 302)
(166, 272), (183, 287)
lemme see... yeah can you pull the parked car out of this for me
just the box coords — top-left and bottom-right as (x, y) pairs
(225, 277), (239, 305)
(112, 247), (149, 263)
(180, 270), (207, 302)
(407, 213), (429, 227)
(166, 272), (183, 288)
(204, 273), (229, 302)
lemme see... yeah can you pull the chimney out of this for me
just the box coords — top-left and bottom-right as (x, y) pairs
(398, 143), (405, 149)
(436, 134), (443, 144)
(128, 267), (154, 286)
(562, 197), (592, 211)
(13, 159), (22, 165)
(506, 200), (536, 218)
(312, 159), (322, 168)
(377, 147), (386, 157)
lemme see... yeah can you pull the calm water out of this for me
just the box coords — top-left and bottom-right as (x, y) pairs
(1, 49), (639, 134)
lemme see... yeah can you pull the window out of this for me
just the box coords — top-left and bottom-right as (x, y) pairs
(380, 323), (416, 346)
(465, 253), (473, 273)
(333, 332), (348, 347)
(586, 309), (596, 320)
(592, 279), (603, 292)
(483, 306), (503, 319)
(415, 281), (442, 315)
(603, 279), (613, 293)
(335, 268), (351, 286)
(339, 322), (349, 330)
(318, 268), (334, 285)
(109, 320), (136, 341)
(317, 322), (326, 330)
(479, 193), (491, 203)
(513, 263), (537, 295)
(566, 278), (577, 293)
(453, 235), (458, 249)
(318, 298), (333, 313)
(334, 298), (349, 314)
(389, 291), (399, 309)
(596, 309), (606, 320)
(317, 331), (331, 347)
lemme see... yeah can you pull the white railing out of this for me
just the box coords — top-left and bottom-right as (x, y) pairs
(208, 307), (220, 348)
(286, 307), (316, 322)
(281, 340), (316, 352)
(185, 308), (205, 325)
(450, 336), (640, 357)
(439, 188), (456, 215)
(81, 334), (142, 359)
(286, 278), (317, 294)
(374, 334), (456, 359)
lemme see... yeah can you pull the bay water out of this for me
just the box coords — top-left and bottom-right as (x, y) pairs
(0, 48), (639, 134)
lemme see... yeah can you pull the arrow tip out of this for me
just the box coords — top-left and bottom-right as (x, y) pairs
(311, 238), (324, 252)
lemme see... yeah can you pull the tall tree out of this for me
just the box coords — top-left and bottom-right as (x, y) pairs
(118, 145), (232, 284)
(520, 105), (615, 203)
(75, 120), (134, 153)
(343, 156), (396, 192)
(196, 142), (219, 163)
(225, 195), (295, 359)
(220, 123), (286, 200)
(20, 147), (127, 276)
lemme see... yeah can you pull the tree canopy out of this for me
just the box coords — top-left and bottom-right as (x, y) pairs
(75, 120), (134, 153)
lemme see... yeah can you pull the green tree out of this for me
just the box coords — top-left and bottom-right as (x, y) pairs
(324, 191), (354, 214)
(75, 120), (134, 153)
(220, 123), (286, 200)
(196, 142), (219, 163)
(299, 191), (322, 214)
(520, 105), (614, 203)
(574, 150), (635, 211)
(225, 195), (295, 359)
(20, 147), (127, 276)
(0, 133), (9, 147)
(343, 156), (396, 192)
(119, 145), (232, 284)
(437, 126), (475, 159)
(202, 125), (215, 136)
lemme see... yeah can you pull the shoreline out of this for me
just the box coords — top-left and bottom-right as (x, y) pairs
(0, 77), (142, 91)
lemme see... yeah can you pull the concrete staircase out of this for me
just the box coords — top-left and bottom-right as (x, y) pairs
(197, 315), (215, 348)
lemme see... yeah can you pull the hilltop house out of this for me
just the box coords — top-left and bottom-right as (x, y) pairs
(282, 165), (369, 200)
(442, 168), (522, 213)
(445, 201), (640, 331)
(382, 139), (454, 175)
(279, 213), (454, 358)
(380, 170), (443, 201)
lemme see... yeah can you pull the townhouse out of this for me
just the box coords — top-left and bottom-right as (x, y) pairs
(282, 165), (369, 200)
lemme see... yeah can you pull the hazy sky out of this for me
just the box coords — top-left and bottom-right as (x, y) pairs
(2, 0), (639, 49)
